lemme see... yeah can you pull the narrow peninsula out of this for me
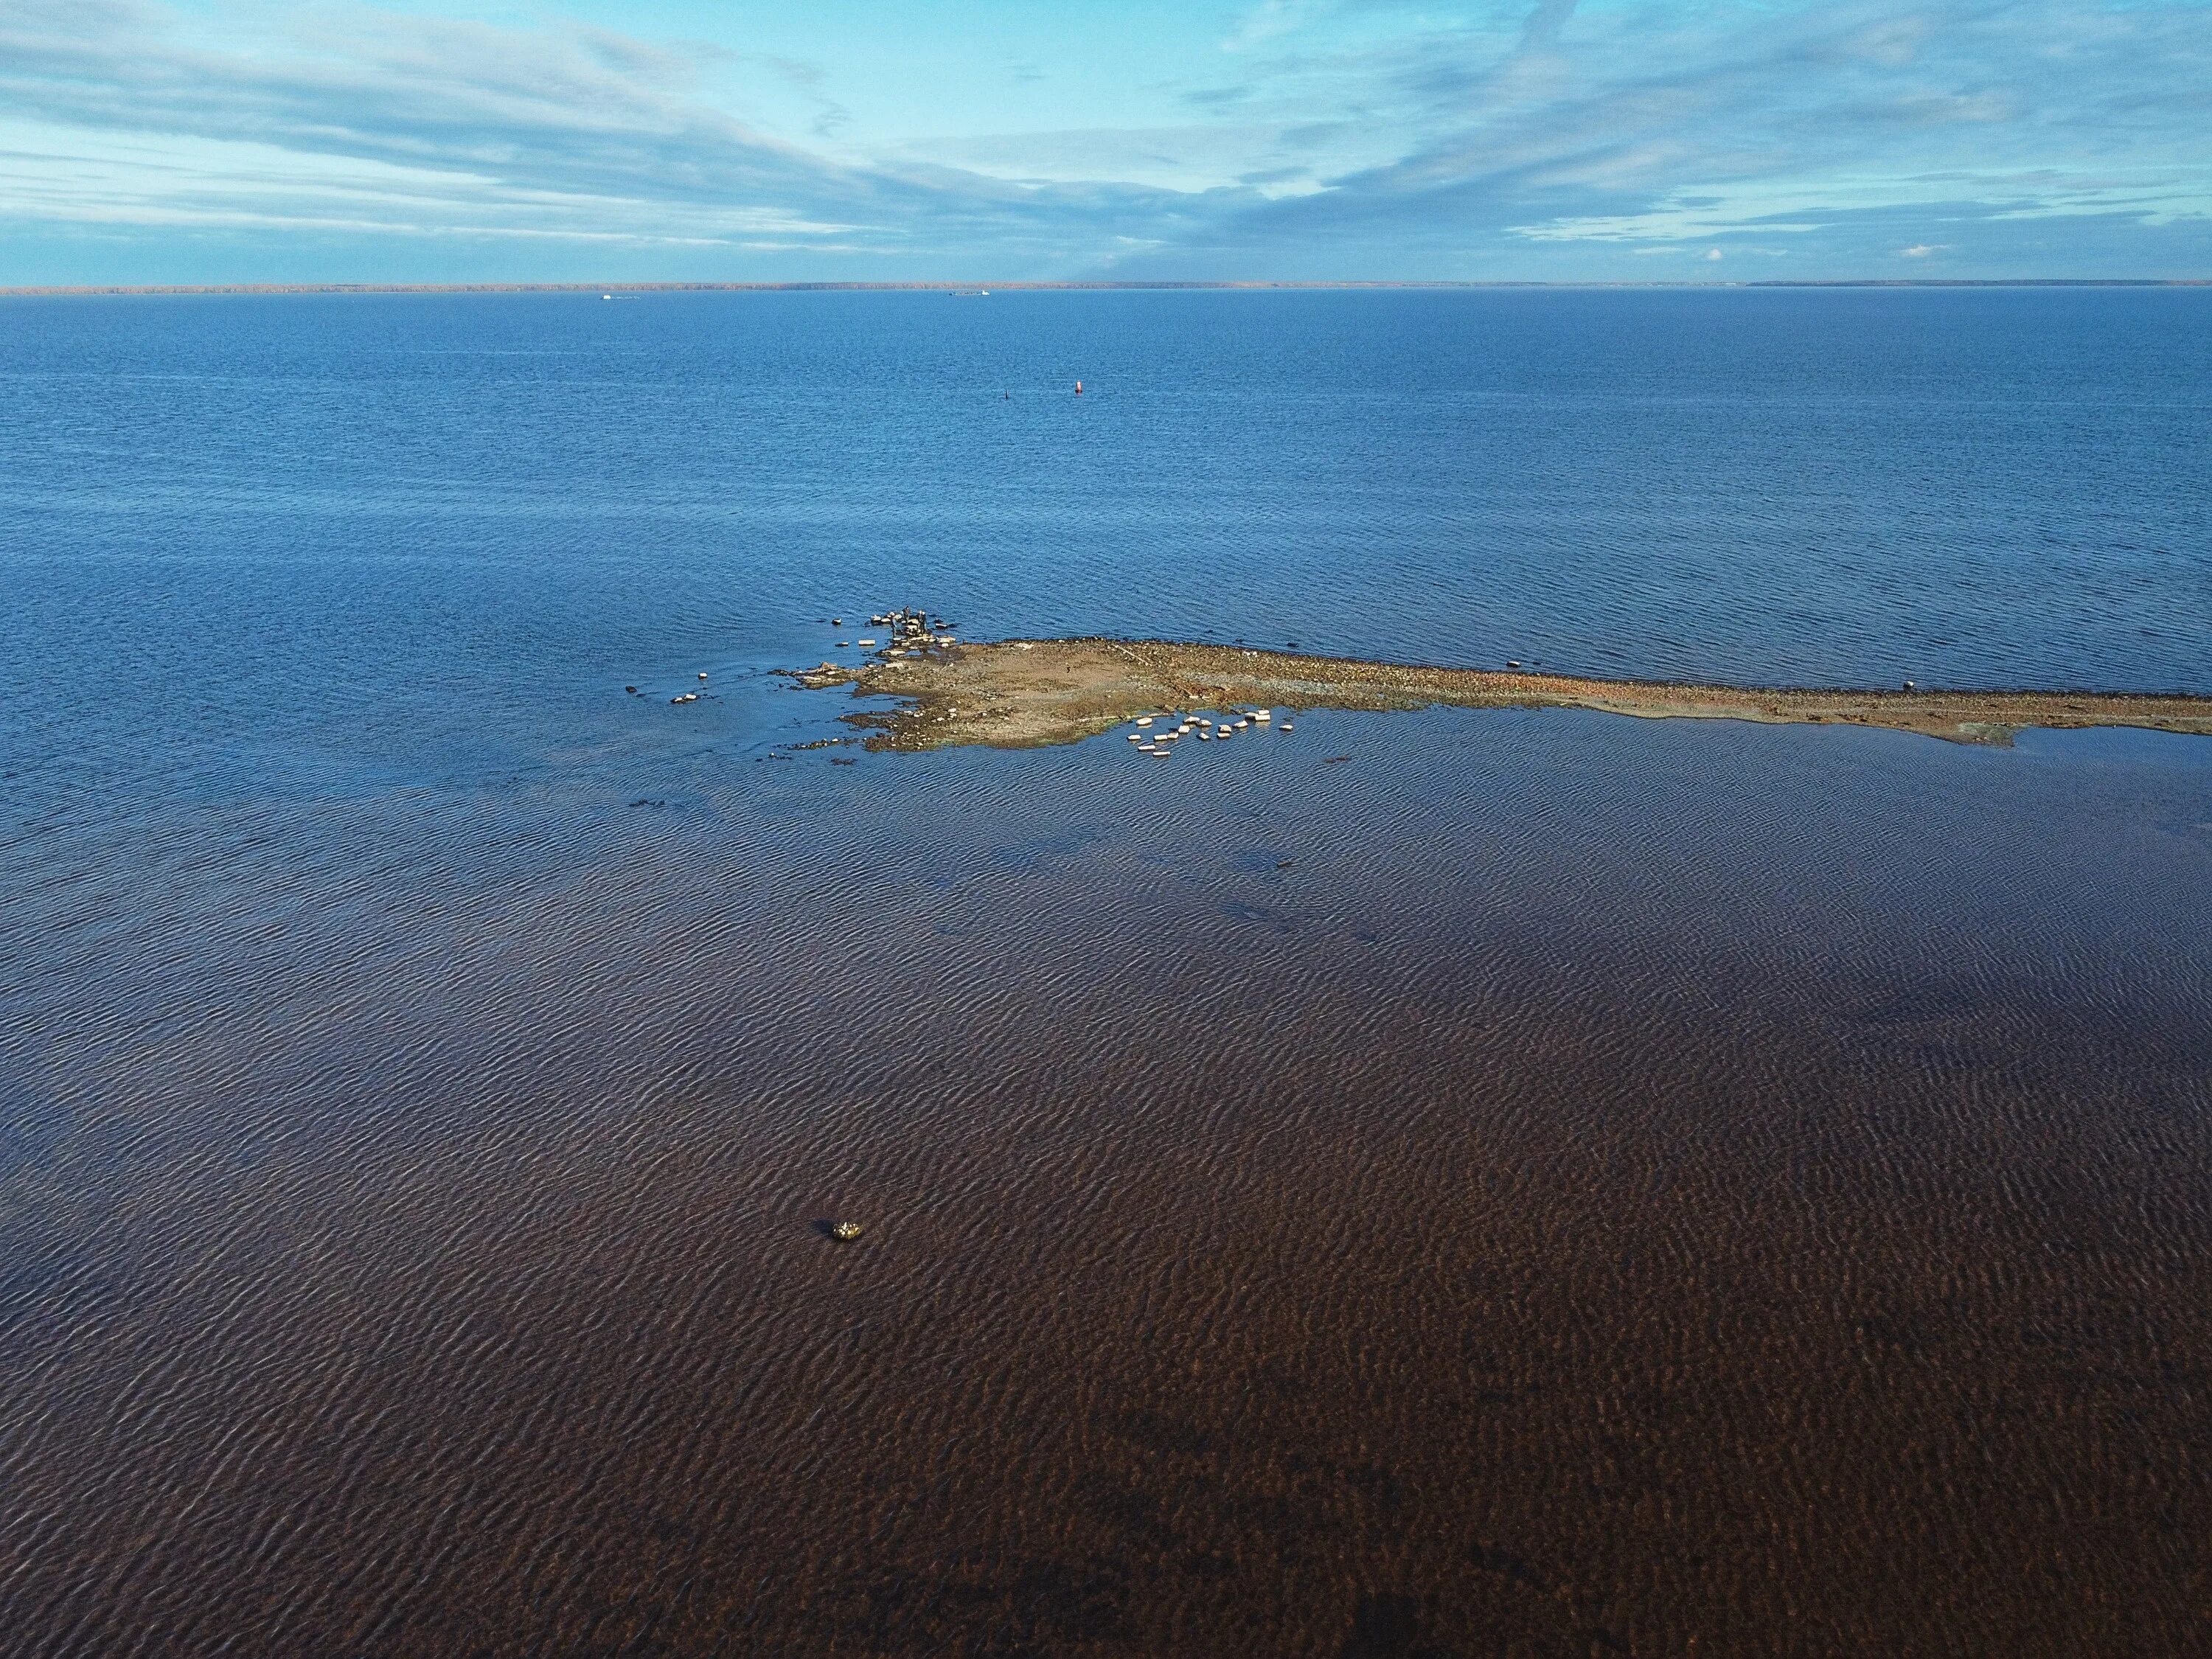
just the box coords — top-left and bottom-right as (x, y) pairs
(787, 633), (2212, 751)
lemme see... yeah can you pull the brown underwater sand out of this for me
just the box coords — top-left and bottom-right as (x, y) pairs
(790, 636), (2212, 750)
(2, 709), (2210, 1658)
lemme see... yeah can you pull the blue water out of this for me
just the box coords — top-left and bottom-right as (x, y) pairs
(2, 290), (2211, 1657)
(1, 288), (2206, 815)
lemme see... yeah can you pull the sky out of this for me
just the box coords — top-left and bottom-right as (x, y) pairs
(1, 0), (2208, 283)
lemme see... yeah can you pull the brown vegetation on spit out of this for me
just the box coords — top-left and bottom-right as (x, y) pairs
(787, 636), (2212, 751)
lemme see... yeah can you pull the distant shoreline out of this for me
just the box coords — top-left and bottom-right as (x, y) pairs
(3, 279), (2205, 298)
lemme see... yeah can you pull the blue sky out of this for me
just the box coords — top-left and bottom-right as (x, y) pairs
(1, 0), (2207, 282)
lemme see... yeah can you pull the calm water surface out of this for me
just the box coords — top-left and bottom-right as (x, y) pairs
(1, 291), (2209, 1655)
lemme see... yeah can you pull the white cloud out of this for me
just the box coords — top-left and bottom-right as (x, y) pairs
(1224, 1), (1332, 52)
(0, 0), (2209, 277)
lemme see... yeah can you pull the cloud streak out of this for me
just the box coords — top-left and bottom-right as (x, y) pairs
(1164, 0), (2212, 273)
(0, 0), (2205, 280)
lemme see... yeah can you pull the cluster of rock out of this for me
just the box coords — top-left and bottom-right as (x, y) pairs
(787, 603), (964, 692)
(836, 606), (957, 658)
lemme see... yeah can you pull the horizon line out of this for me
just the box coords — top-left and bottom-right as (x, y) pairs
(4, 278), (2208, 298)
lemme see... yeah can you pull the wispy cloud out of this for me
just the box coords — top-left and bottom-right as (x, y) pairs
(0, 0), (2206, 280)
(1224, 1), (1333, 52)
(0, 0), (1220, 269)
(1204, 0), (2212, 270)
(1520, 0), (1580, 54)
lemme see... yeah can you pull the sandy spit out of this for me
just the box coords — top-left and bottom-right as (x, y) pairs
(782, 637), (2212, 753)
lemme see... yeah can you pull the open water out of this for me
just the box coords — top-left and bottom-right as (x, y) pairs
(2, 288), (2209, 1655)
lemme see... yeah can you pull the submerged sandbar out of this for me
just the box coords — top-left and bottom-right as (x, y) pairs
(787, 636), (2212, 752)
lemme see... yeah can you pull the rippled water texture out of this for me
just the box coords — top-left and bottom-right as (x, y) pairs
(2, 291), (2209, 1655)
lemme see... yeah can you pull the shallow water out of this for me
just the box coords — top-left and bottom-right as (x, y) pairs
(1, 291), (2209, 1655)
